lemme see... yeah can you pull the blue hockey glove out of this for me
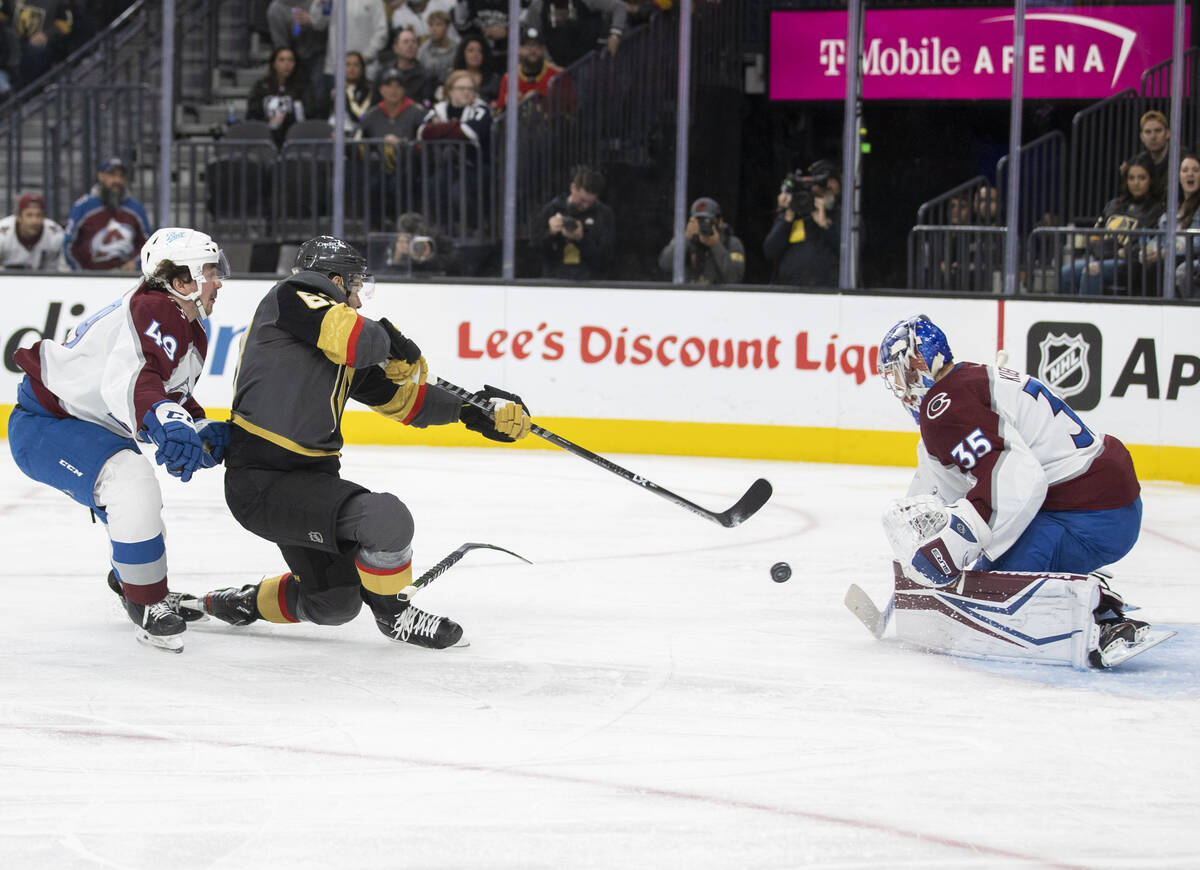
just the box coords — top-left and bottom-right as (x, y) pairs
(194, 418), (232, 462)
(143, 401), (205, 482)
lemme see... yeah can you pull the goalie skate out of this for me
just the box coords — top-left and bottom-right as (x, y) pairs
(1090, 627), (1176, 669)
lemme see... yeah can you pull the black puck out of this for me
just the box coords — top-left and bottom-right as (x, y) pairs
(770, 562), (792, 583)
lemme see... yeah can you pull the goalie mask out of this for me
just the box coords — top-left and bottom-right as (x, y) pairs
(294, 235), (375, 302)
(141, 228), (230, 305)
(879, 314), (953, 423)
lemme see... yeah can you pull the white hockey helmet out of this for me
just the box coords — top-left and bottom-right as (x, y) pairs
(141, 227), (230, 302)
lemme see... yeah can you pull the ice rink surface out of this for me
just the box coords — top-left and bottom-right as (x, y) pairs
(1, 443), (1197, 869)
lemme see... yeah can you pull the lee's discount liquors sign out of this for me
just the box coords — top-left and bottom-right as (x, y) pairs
(769, 6), (1185, 100)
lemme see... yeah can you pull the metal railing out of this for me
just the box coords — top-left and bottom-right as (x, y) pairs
(1067, 88), (1144, 224)
(908, 226), (1007, 293)
(1, 0), (239, 221)
(169, 137), (484, 248)
(1027, 226), (1200, 298)
(996, 131), (1065, 233)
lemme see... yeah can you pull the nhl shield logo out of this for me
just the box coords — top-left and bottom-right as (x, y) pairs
(1026, 322), (1103, 411)
(1037, 333), (1089, 399)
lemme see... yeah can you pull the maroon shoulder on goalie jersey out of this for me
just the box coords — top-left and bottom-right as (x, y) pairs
(917, 361), (1139, 523)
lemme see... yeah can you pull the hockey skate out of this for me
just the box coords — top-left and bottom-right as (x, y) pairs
(107, 571), (208, 623)
(365, 591), (465, 649)
(193, 585), (260, 626)
(119, 595), (186, 653)
(1090, 619), (1175, 668)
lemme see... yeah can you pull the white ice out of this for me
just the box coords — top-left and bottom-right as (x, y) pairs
(1, 444), (1197, 869)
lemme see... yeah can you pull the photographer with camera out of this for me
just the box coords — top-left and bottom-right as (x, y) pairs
(534, 165), (615, 280)
(383, 211), (460, 277)
(657, 197), (746, 285)
(764, 158), (840, 287)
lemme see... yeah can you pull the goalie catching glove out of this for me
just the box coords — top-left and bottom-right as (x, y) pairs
(142, 401), (217, 482)
(460, 385), (532, 442)
(882, 493), (990, 587)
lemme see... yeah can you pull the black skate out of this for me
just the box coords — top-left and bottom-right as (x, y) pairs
(1090, 618), (1154, 668)
(195, 585), (260, 626)
(368, 593), (465, 649)
(107, 571), (208, 623)
(120, 596), (187, 653)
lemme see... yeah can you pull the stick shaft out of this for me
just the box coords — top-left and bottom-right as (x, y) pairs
(437, 378), (771, 527)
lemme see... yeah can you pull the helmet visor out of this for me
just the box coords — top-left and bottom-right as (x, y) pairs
(190, 251), (231, 286)
(347, 271), (376, 303)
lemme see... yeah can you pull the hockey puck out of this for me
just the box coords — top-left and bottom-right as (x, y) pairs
(770, 562), (792, 583)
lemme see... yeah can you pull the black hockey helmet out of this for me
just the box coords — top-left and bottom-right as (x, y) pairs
(294, 235), (374, 299)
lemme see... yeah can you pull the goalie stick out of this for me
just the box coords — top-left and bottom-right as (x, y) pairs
(399, 541), (532, 601)
(438, 377), (773, 528)
(844, 584), (894, 639)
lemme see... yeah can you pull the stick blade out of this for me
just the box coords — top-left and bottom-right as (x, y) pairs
(717, 478), (773, 527)
(844, 583), (886, 639)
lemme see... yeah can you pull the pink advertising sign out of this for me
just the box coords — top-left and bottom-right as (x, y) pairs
(769, 6), (1187, 100)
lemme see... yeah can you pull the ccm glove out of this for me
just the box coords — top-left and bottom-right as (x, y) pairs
(142, 401), (206, 482)
(378, 317), (421, 364)
(460, 385), (532, 442)
(194, 418), (231, 462)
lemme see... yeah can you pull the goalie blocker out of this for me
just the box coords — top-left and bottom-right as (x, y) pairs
(888, 563), (1172, 668)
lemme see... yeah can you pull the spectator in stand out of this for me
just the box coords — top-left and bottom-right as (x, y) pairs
(375, 25), (434, 104)
(360, 68), (425, 226)
(1139, 151), (1200, 298)
(1, 4), (18, 103)
(657, 196), (745, 285)
(523, 0), (627, 67)
(533, 165), (615, 280)
(246, 46), (319, 147)
(390, 0), (455, 43)
(0, 191), (65, 270)
(63, 156), (152, 272)
(417, 9), (458, 93)
(1060, 154), (1163, 295)
(624, 0), (669, 28)
(1122, 110), (1172, 199)
(418, 69), (493, 222)
(266, 0), (326, 89)
(455, 0), (510, 64)
(332, 50), (374, 134)
(360, 66), (425, 142)
(14, 0), (76, 87)
(972, 183), (1001, 225)
(763, 159), (840, 287)
(495, 27), (562, 112)
(449, 34), (500, 105)
(309, 0), (389, 85)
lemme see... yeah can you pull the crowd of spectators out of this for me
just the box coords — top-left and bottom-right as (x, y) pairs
(6, 3), (1196, 294)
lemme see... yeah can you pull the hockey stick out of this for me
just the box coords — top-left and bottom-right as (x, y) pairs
(399, 541), (532, 601)
(844, 584), (894, 639)
(438, 377), (773, 528)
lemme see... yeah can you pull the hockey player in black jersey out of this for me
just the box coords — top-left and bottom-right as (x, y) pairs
(193, 236), (530, 648)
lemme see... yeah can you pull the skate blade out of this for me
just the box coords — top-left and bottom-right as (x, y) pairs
(133, 627), (184, 653)
(1099, 629), (1176, 668)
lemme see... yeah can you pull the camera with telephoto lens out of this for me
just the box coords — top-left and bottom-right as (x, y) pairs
(410, 235), (435, 261)
(780, 165), (834, 219)
(562, 215), (580, 233)
(695, 215), (714, 237)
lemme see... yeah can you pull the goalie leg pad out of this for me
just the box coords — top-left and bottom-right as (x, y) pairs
(892, 563), (1102, 668)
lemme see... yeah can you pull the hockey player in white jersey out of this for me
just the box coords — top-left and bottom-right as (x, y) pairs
(869, 314), (1171, 668)
(7, 228), (231, 652)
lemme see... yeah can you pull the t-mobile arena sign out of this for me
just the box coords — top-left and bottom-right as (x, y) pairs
(769, 6), (1186, 100)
